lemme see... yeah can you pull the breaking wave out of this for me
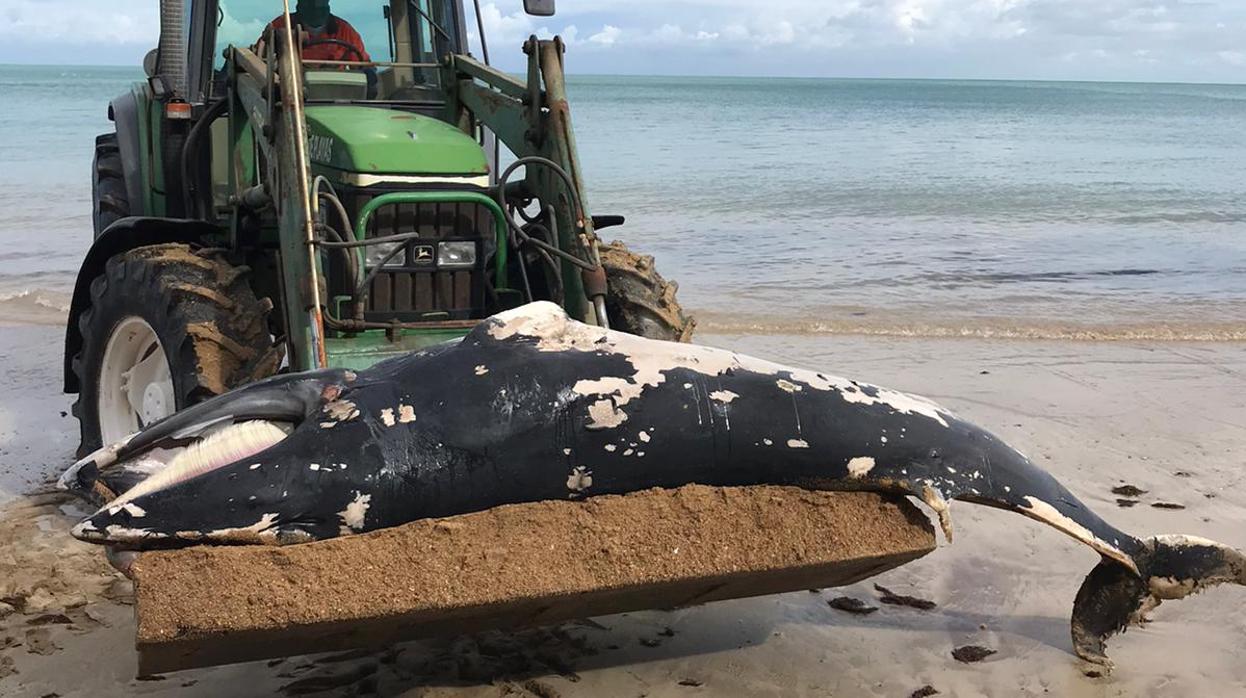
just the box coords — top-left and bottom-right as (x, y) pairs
(0, 288), (71, 325)
(694, 311), (1246, 342)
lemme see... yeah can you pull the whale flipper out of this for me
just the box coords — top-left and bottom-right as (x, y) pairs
(1073, 535), (1246, 667)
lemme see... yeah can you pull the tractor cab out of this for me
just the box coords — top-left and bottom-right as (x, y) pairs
(213, 1), (465, 104)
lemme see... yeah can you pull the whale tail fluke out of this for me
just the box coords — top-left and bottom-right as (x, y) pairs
(1071, 534), (1246, 669)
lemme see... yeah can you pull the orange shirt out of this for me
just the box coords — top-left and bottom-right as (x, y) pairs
(264, 14), (372, 63)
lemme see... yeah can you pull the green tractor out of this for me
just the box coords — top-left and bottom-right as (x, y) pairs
(66, 0), (693, 456)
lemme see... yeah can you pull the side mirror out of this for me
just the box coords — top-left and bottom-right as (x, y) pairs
(523, 0), (555, 16)
(143, 48), (159, 78)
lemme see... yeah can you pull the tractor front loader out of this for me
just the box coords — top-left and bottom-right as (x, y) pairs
(66, 0), (694, 456)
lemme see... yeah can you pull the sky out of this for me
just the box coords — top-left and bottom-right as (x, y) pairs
(0, 0), (1243, 83)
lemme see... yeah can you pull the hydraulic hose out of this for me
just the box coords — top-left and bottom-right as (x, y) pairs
(496, 156), (595, 272)
(180, 97), (230, 219)
(310, 176), (364, 320)
(496, 156), (612, 326)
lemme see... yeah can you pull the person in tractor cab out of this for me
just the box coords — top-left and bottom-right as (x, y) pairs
(258, 0), (372, 64)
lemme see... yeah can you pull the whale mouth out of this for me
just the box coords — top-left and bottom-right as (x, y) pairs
(67, 418), (295, 547)
(62, 418), (294, 506)
(106, 420), (291, 505)
(60, 371), (339, 505)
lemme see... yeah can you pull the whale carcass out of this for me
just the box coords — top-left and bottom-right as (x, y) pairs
(60, 301), (1245, 668)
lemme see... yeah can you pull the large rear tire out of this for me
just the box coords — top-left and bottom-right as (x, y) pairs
(92, 133), (130, 236)
(71, 244), (283, 457)
(599, 240), (695, 342)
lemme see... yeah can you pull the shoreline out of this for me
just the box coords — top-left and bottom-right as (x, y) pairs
(5, 305), (1246, 342)
(0, 324), (1243, 695)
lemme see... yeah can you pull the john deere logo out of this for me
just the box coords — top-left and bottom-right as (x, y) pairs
(307, 134), (334, 163)
(413, 245), (434, 264)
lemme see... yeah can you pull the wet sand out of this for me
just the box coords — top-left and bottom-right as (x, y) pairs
(1, 324), (1243, 696)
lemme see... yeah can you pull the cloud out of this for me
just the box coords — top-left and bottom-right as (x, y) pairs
(216, 8), (268, 56)
(1219, 50), (1246, 67)
(588, 24), (621, 46)
(652, 24), (720, 45)
(533, 0), (1245, 80)
(470, 0), (1036, 53)
(466, 4), (620, 53)
(1, 0), (1243, 82)
(472, 2), (538, 46)
(0, 0), (155, 46)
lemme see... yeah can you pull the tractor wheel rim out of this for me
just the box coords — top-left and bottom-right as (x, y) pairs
(98, 316), (175, 445)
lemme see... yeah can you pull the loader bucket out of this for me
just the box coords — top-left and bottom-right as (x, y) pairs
(128, 486), (934, 674)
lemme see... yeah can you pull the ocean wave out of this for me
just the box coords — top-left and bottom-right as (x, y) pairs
(911, 268), (1163, 286)
(694, 311), (1246, 342)
(1105, 211), (1246, 225)
(0, 288), (71, 325)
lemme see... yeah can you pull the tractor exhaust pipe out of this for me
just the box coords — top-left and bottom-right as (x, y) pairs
(158, 0), (187, 98)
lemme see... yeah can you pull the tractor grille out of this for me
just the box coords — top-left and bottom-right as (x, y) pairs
(347, 195), (496, 323)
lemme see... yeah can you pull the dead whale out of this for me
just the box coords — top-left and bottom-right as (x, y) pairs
(60, 301), (1245, 668)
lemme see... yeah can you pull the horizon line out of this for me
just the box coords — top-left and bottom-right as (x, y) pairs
(2, 62), (1242, 88)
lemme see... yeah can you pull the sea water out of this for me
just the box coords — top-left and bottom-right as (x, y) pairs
(1, 65), (1242, 338)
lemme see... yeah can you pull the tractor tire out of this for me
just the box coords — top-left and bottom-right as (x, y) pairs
(71, 244), (283, 457)
(92, 133), (130, 236)
(599, 240), (696, 342)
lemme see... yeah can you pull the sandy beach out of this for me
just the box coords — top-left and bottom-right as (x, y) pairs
(0, 322), (1243, 697)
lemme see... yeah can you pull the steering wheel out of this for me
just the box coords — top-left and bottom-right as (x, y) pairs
(301, 38), (367, 64)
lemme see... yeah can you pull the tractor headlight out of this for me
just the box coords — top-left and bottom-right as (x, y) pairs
(437, 241), (477, 269)
(364, 241), (405, 268)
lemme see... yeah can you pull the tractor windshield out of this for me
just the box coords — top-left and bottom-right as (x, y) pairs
(214, 0), (463, 101)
